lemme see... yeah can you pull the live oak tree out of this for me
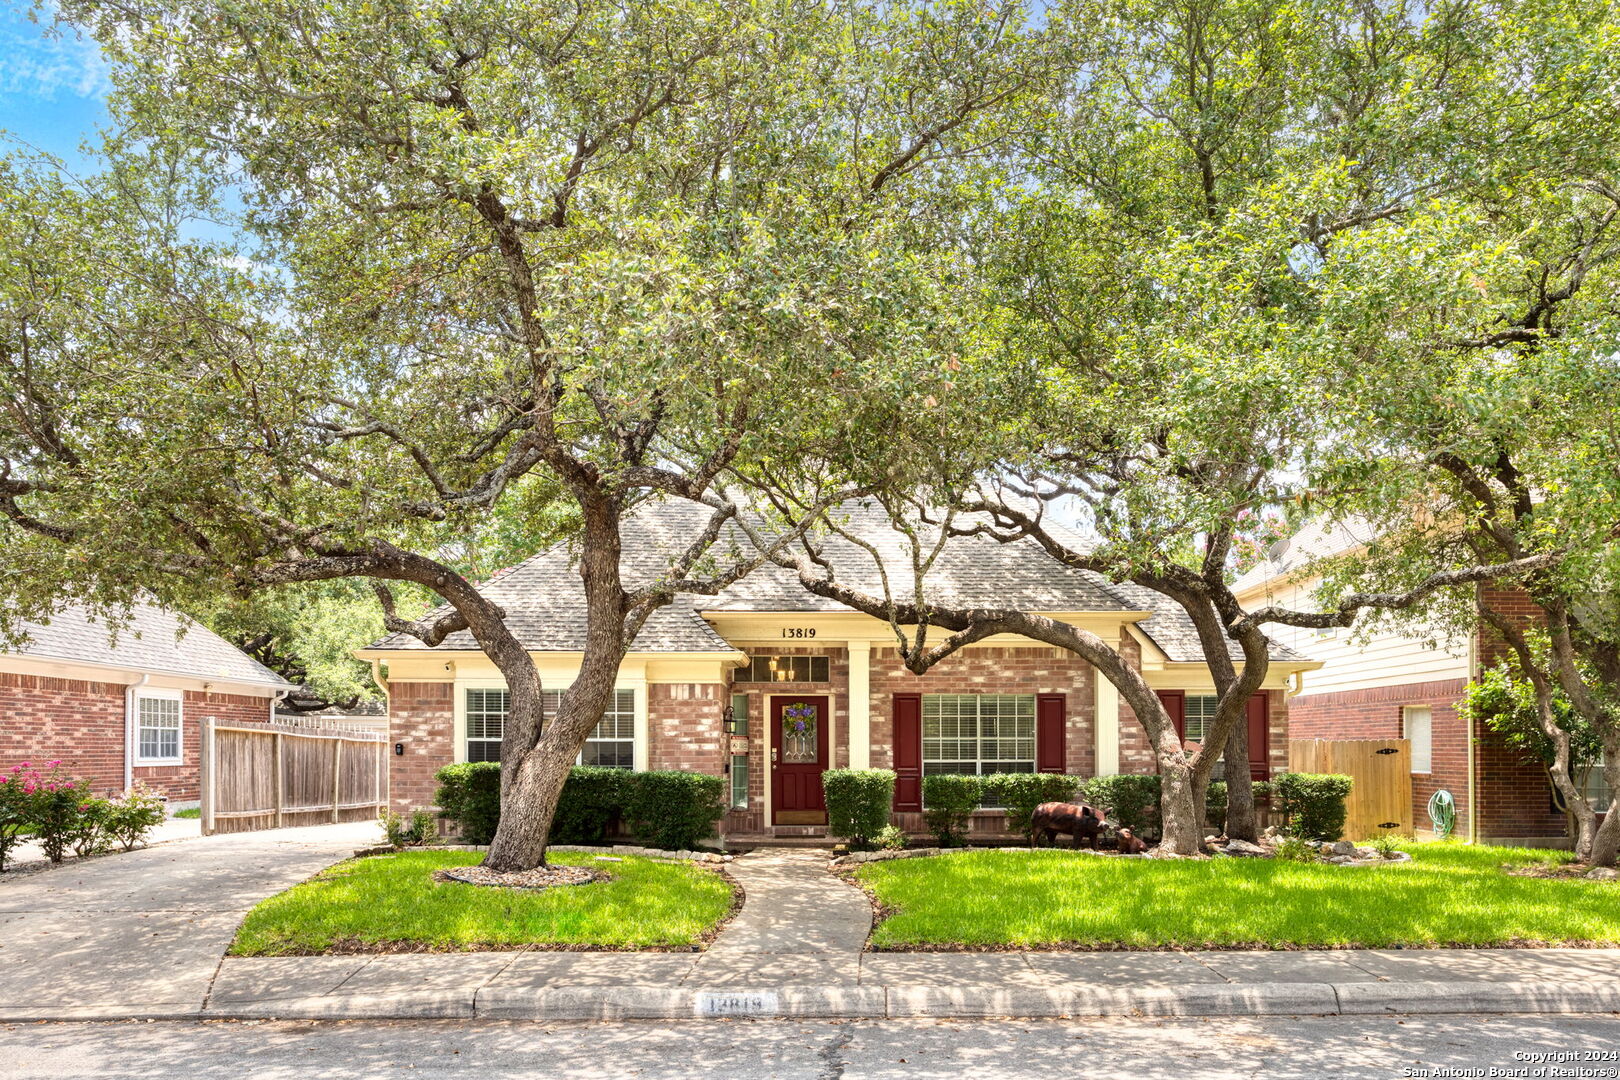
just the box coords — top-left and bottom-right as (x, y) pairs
(4, 0), (1046, 871)
(937, 0), (1619, 848)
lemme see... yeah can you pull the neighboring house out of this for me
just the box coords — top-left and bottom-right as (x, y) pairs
(359, 502), (1319, 839)
(0, 601), (295, 805)
(1234, 521), (1609, 847)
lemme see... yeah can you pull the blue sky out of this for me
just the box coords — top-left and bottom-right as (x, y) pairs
(0, 6), (111, 170)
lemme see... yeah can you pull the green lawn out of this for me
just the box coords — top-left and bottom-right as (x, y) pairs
(855, 844), (1620, 949)
(231, 850), (737, 955)
(171, 808), (200, 819)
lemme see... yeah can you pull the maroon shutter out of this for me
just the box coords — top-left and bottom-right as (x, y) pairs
(892, 693), (922, 811)
(1246, 691), (1271, 780)
(1036, 694), (1066, 773)
(1156, 690), (1186, 743)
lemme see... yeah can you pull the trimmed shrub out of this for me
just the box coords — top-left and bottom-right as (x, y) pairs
(921, 774), (981, 847)
(105, 784), (167, 852)
(983, 773), (1083, 841)
(625, 771), (726, 851)
(1273, 772), (1354, 841)
(552, 766), (633, 844)
(0, 769), (29, 872)
(1083, 774), (1161, 841)
(434, 761), (502, 844)
(822, 769), (896, 848)
(71, 796), (114, 858)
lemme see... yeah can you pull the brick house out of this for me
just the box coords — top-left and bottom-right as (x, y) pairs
(1234, 521), (1611, 847)
(0, 601), (294, 805)
(361, 502), (1317, 840)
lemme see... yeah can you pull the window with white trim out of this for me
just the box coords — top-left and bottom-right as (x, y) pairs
(1581, 767), (1613, 813)
(466, 688), (509, 763)
(136, 693), (182, 763)
(464, 687), (635, 769)
(1403, 705), (1432, 774)
(921, 694), (1036, 777)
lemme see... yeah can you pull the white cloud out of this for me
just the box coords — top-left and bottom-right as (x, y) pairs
(0, 18), (110, 101)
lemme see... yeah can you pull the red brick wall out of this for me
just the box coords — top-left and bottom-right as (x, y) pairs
(868, 645), (1099, 778)
(647, 682), (726, 775)
(0, 671), (126, 795)
(0, 673), (272, 803)
(389, 681), (453, 811)
(1115, 634), (1158, 773)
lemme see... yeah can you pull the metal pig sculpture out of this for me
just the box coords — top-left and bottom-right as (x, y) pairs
(1031, 802), (1112, 849)
(1115, 826), (1148, 854)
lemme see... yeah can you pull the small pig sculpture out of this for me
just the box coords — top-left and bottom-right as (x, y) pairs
(1031, 802), (1112, 849)
(1115, 826), (1148, 855)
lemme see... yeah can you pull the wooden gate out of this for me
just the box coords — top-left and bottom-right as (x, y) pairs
(200, 717), (387, 835)
(1287, 738), (1413, 840)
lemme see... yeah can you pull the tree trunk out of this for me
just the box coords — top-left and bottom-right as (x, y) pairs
(1223, 719), (1258, 842)
(482, 491), (630, 873)
(1159, 764), (1202, 854)
(1590, 744), (1620, 868)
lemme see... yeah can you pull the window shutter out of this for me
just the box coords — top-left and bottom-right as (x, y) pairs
(1036, 694), (1066, 773)
(892, 694), (922, 812)
(1156, 690), (1186, 743)
(1246, 691), (1271, 780)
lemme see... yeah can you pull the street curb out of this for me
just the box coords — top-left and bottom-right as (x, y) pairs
(17, 980), (1610, 1023)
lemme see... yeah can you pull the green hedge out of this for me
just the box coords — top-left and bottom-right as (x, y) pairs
(822, 769), (896, 847)
(1273, 772), (1354, 841)
(433, 764), (723, 850)
(624, 771), (726, 851)
(551, 766), (633, 844)
(1082, 774), (1161, 841)
(434, 762), (502, 845)
(983, 773), (1083, 841)
(922, 774), (981, 847)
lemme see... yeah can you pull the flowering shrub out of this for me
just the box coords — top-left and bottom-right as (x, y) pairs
(105, 786), (167, 852)
(0, 764), (166, 869)
(22, 764), (92, 863)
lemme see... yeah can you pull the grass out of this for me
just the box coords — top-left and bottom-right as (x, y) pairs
(854, 843), (1620, 950)
(171, 808), (200, 819)
(231, 850), (737, 955)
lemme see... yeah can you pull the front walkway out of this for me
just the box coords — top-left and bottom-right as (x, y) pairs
(0, 822), (376, 1018)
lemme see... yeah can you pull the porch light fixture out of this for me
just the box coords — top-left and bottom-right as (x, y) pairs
(722, 704), (744, 736)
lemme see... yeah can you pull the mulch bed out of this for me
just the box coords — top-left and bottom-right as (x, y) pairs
(433, 864), (608, 890)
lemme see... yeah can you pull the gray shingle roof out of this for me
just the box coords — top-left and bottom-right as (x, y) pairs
(368, 499), (1309, 665)
(1103, 581), (1310, 664)
(4, 601), (293, 688)
(1231, 517), (1376, 595)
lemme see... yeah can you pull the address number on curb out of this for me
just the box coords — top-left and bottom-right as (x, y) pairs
(695, 991), (781, 1017)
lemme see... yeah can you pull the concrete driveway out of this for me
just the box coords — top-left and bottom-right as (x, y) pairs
(0, 823), (375, 1018)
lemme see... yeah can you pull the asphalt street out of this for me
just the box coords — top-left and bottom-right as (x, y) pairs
(6, 1013), (1619, 1079)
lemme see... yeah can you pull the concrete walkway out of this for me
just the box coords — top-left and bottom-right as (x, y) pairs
(7, 839), (1620, 1022)
(0, 821), (376, 1019)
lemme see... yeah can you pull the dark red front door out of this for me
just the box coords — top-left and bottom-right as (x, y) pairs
(771, 695), (829, 825)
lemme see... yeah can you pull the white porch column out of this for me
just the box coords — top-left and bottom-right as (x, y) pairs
(847, 640), (872, 769)
(1094, 671), (1120, 775)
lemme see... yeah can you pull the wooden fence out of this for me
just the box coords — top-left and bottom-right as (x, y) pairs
(199, 717), (388, 836)
(1288, 738), (1413, 840)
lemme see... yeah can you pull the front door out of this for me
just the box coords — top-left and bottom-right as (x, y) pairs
(771, 695), (829, 825)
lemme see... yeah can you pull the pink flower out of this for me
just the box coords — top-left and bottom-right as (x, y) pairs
(47, 760), (60, 768)
(22, 782), (36, 794)
(17, 762), (29, 769)
(9, 765), (19, 774)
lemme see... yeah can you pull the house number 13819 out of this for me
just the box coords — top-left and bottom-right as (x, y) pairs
(780, 628), (816, 639)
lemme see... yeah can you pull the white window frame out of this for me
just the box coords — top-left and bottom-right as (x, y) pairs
(1403, 705), (1433, 774)
(133, 688), (184, 765)
(1182, 694), (1221, 743)
(458, 684), (638, 770)
(921, 693), (1037, 778)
